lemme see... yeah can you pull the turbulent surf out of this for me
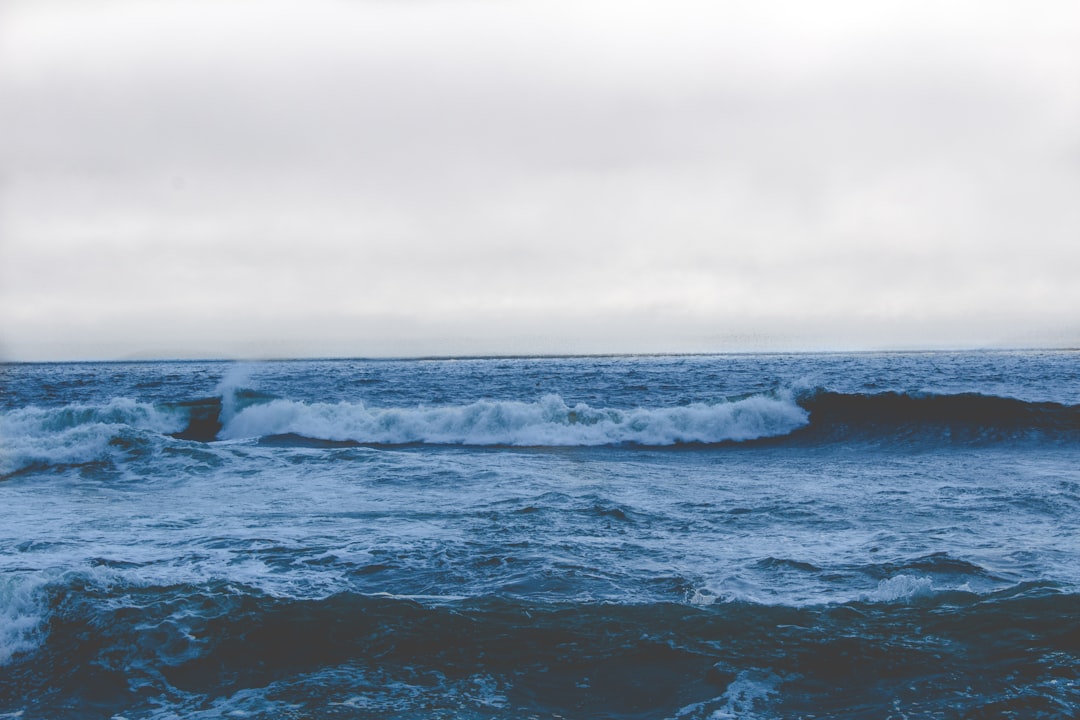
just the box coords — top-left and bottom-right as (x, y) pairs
(2, 352), (1078, 718)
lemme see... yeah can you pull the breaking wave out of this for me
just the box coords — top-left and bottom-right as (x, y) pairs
(0, 399), (183, 478)
(219, 393), (808, 446)
(214, 390), (1080, 447)
(4, 390), (1078, 475)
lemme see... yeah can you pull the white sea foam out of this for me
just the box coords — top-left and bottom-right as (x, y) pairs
(864, 574), (935, 603)
(711, 670), (784, 719)
(0, 399), (183, 476)
(219, 393), (808, 446)
(146, 685), (305, 720)
(0, 574), (48, 666)
(687, 569), (948, 608)
(675, 669), (785, 720)
(687, 588), (723, 606)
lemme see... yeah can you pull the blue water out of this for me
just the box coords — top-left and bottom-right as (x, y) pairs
(1, 351), (1078, 718)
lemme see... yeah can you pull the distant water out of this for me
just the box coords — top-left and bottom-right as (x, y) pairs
(2, 351), (1079, 719)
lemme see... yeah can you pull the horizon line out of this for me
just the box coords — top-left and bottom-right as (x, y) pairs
(3, 346), (1077, 365)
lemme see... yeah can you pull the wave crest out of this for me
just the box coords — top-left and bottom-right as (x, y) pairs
(0, 399), (182, 477)
(0, 574), (47, 665)
(220, 393), (809, 446)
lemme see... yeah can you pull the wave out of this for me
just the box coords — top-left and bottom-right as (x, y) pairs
(3, 391), (1077, 475)
(214, 390), (1080, 447)
(0, 573), (46, 666)
(0, 399), (184, 478)
(792, 391), (1080, 444)
(693, 574), (940, 607)
(219, 393), (809, 446)
(3, 578), (1076, 719)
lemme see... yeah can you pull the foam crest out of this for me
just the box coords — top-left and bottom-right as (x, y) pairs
(863, 574), (935, 603)
(0, 574), (47, 665)
(219, 393), (808, 446)
(711, 669), (784, 720)
(0, 399), (182, 477)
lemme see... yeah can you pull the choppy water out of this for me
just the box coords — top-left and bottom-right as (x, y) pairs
(2, 352), (1078, 718)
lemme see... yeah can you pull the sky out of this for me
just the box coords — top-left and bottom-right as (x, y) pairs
(1, 0), (1079, 361)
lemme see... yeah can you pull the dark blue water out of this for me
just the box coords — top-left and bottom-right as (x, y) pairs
(2, 352), (1078, 718)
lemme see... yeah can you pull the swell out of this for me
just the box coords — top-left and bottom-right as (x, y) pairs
(788, 391), (1080, 444)
(4, 391), (1078, 476)
(3, 580), (1077, 719)
(0, 399), (183, 478)
(188, 390), (1080, 447)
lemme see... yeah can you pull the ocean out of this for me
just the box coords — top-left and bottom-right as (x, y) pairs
(1, 351), (1078, 719)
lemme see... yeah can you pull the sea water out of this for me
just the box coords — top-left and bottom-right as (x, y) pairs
(1, 352), (1078, 718)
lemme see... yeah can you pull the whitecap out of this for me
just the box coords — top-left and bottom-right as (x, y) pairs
(219, 393), (808, 446)
(864, 574), (935, 603)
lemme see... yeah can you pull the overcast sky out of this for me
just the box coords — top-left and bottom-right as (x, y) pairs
(1, 0), (1079, 360)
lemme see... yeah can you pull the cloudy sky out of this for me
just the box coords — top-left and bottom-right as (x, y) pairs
(2, 0), (1079, 360)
